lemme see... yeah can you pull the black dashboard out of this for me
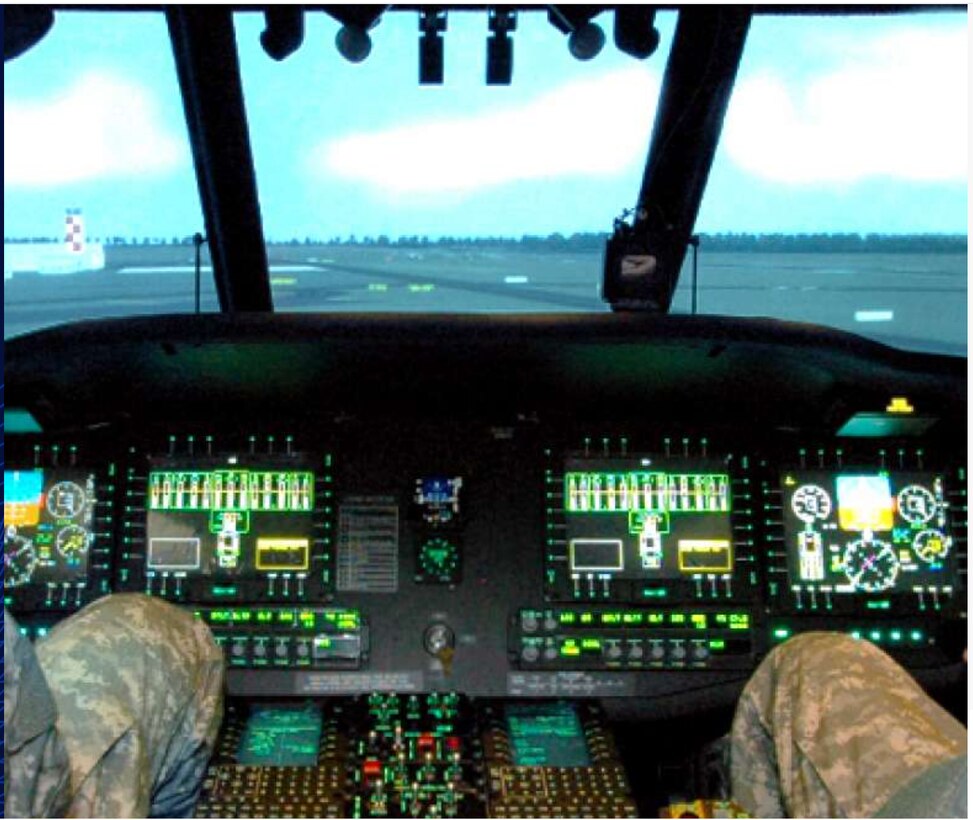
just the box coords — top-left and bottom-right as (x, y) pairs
(4, 312), (967, 816)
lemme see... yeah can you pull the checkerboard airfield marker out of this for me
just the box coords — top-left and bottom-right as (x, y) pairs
(65, 208), (84, 254)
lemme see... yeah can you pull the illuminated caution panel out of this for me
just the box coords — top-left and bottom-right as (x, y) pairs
(146, 467), (315, 580)
(563, 459), (733, 583)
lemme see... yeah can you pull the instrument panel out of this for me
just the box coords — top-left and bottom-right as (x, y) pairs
(6, 428), (966, 706)
(4, 314), (967, 816)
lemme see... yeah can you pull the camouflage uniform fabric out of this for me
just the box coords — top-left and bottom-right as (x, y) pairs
(4, 611), (73, 818)
(730, 632), (967, 818)
(16, 594), (224, 818)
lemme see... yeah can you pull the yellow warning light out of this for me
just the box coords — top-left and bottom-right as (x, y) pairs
(886, 397), (914, 414)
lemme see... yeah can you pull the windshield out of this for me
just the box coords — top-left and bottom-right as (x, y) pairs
(3, 11), (215, 339)
(3, 8), (967, 354)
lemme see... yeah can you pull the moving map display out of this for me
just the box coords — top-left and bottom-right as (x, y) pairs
(563, 458), (733, 580)
(146, 462), (315, 578)
(4, 469), (97, 588)
(781, 471), (954, 594)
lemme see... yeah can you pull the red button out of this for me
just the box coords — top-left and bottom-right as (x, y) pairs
(445, 736), (461, 752)
(363, 759), (382, 780)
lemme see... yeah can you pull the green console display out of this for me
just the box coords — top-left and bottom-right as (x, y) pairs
(238, 703), (323, 767)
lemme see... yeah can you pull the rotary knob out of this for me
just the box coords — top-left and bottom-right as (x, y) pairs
(521, 614), (539, 633)
(521, 645), (540, 663)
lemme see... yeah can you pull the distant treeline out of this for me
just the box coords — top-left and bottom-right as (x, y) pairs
(4, 232), (967, 254)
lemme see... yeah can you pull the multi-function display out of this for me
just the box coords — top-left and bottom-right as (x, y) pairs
(4, 469), (96, 588)
(146, 463), (315, 579)
(563, 458), (733, 581)
(780, 471), (954, 595)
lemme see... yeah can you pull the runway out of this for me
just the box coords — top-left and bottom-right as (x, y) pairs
(3, 244), (967, 355)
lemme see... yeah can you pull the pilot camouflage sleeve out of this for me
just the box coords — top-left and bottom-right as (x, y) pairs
(729, 631), (967, 818)
(32, 593), (225, 818)
(3, 610), (73, 819)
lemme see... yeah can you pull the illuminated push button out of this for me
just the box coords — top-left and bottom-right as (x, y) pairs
(521, 645), (540, 663)
(363, 760), (382, 781)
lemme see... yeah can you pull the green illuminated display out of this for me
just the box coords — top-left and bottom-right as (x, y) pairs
(149, 470), (313, 512)
(529, 608), (752, 633)
(146, 462), (319, 579)
(561, 458), (735, 582)
(565, 471), (730, 514)
(197, 606), (359, 631)
(506, 703), (591, 768)
(238, 703), (322, 767)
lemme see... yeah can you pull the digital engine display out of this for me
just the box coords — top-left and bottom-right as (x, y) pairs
(4, 469), (96, 589)
(781, 471), (954, 594)
(564, 458), (734, 581)
(146, 462), (315, 578)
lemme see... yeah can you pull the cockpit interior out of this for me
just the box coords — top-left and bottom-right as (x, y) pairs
(3, 5), (967, 818)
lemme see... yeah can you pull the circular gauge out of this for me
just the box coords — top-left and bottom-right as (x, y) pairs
(896, 485), (937, 526)
(4, 533), (38, 587)
(913, 529), (951, 563)
(56, 525), (90, 561)
(842, 538), (899, 593)
(46, 481), (87, 519)
(791, 485), (832, 523)
(417, 537), (460, 583)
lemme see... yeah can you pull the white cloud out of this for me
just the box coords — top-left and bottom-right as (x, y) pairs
(312, 67), (660, 195)
(724, 27), (967, 185)
(4, 71), (187, 187)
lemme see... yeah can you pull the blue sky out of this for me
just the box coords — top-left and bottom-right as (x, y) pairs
(3, 8), (968, 241)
